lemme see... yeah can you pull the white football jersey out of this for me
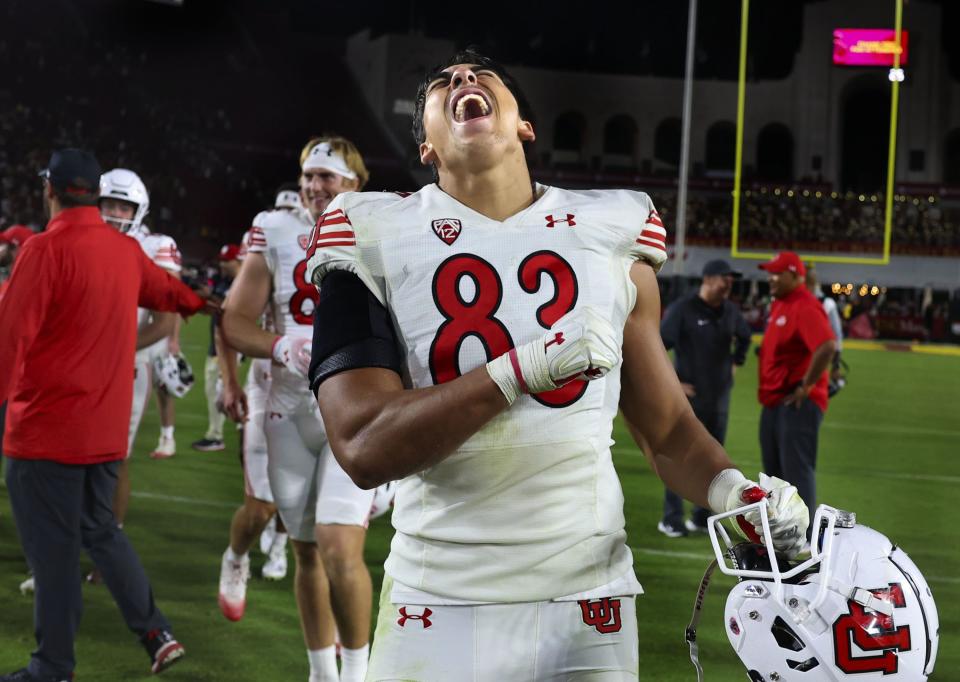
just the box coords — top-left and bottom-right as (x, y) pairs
(246, 207), (316, 410)
(305, 183), (667, 603)
(128, 225), (181, 331)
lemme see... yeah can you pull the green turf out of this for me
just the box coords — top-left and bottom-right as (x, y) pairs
(1, 319), (957, 680)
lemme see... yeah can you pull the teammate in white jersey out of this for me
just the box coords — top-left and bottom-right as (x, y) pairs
(222, 138), (376, 682)
(305, 49), (811, 680)
(99, 168), (183, 536)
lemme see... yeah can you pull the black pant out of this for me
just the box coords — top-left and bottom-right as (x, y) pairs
(662, 407), (729, 526)
(759, 400), (823, 540)
(5, 457), (170, 679)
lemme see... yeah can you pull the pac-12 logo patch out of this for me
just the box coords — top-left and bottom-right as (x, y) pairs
(297, 233), (311, 250)
(432, 218), (462, 246)
(579, 598), (622, 634)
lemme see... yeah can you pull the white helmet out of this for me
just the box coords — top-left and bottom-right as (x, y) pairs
(99, 168), (149, 233)
(152, 352), (195, 398)
(696, 501), (939, 681)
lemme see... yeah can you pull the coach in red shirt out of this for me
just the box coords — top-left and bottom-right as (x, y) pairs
(0, 149), (205, 682)
(757, 251), (837, 540)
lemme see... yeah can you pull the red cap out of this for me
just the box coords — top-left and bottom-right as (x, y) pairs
(0, 225), (37, 247)
(758, 251), (805, 277)
(219, 243), (242, 262)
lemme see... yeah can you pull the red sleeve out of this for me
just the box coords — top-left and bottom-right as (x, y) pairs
(136, 248), (205, 316)
(798, 299), (835, 353)
(0, 240), (55, 404)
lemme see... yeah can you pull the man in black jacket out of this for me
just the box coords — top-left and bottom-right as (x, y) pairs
(657, 259), (752, 537)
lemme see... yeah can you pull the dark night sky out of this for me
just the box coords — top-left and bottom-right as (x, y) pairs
(87, 0), (960, 81)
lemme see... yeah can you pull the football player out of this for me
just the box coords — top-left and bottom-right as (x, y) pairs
(221, 139), (376, 682)
(305, 49), (811, 680)
(99, 168), (182, 536)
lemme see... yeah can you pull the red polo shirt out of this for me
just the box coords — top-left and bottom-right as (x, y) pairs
(758, 284), (835, 412)
(0, 206), (204, 464)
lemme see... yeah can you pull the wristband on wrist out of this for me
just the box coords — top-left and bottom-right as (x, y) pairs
(707, 468), (749, 513)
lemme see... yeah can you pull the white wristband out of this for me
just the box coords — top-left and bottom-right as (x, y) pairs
(707, 468), (749, 513)
(486, 352), (522, 405)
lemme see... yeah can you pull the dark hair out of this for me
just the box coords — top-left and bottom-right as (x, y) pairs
(276, 181), (300, 195)
(412, 47), (536, 177)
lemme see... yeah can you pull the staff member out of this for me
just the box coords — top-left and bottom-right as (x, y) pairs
(0, 149), (206, 682)
(757, 251), (837, 539)
(657, 259), (752, 537)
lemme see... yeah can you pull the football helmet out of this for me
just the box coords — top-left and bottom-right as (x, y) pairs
(99, 168), (149, 233)
(152, 352), (195, 399)
(702, 501), (938, 681)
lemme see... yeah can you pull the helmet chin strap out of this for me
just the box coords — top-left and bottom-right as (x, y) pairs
(685, 559), (720, 682)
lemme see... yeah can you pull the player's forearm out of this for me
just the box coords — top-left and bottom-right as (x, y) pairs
(136, 312), (175, 350)
(640, 411), (733, 509)
(214, 323), (241, 388)
(802, 339), (837, 390)
(221, 309), (276, 360)
(318, 366), (508, 489)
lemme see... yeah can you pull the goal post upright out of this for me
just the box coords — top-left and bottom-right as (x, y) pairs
(729, 0), (902, 266)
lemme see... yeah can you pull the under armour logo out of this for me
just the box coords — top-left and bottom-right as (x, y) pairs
(397, 606), (433, 628)
(579, 598), (622, 634)
(268, 412), (284, 420)
(545, 332), (565, 348)
(545, 213), (576, 228)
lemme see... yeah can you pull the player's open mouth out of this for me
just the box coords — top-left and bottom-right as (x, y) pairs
(450, 87), (492, 123)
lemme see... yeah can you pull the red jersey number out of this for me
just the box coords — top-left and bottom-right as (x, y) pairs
(290, 259), (318, 326)
(429, 251), (584, 408)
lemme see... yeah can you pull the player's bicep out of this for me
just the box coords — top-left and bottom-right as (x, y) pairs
(619, 261), (693, 450)
(316, 367), (405, 444)
(223, 252), (272, 322)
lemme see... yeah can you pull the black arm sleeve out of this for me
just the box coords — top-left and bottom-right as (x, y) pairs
(308, 269), (403, 392)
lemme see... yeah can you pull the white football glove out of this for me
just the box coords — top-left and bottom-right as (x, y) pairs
(708, 470), (809, 559)
(486, 306), (620, 405)
(271, 335), (312, 379)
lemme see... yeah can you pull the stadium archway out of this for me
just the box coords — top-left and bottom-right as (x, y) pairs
(654, 117), (681, 166)
(705, 121), (736, 173)
(603, 114), (638, 168)
(945, 128), (960, 184)
(841, 75), (889, 192)
(756, 122), (794, 182)
(553, 111), (587, 165)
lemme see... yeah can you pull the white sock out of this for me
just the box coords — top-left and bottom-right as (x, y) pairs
(160, 425), (174, 439)
(339, 644), (369, 682)
(307, 646), (338, 681)
(225, 546), (247, 563)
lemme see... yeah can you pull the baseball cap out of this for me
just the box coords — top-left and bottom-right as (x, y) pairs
(301, 142), (358, 180)
(219, 243), (242, 262)
(0, 225), (36, 247)
(702, 259), (742, 278)
(39, 148), (102, 196)
(758, 251), (806, 277)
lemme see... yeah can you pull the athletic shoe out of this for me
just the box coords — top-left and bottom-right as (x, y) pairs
(141, 629), (185, 674)
(218, 549), (249, 621)
(656, 520), (689, 538)
(261, 533), (287, 580)
(150, 435), (176, 460)
(258, 515), (276, 555)
(0, 668), (71, 681)
(190, 438), (225, 452)
(18, 576), (34, 595)
(85, 568), (102, 585)
(684, 519), (709, 534)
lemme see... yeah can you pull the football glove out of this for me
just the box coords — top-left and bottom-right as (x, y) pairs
(271, 335), (312, 379)
(486, 306), (620, 405)
(708, 470), (809, 559)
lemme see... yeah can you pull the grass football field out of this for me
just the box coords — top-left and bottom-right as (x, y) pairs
(1, 319), (957, 681)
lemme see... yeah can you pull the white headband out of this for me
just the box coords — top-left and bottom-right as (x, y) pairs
(302, 142), (357, 180)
